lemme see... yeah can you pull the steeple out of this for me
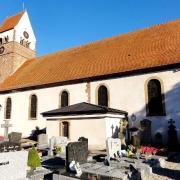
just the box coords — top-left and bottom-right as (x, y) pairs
(0, 11), (36, 83)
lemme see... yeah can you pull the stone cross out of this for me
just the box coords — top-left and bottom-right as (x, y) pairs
(1, 120), (12, 140)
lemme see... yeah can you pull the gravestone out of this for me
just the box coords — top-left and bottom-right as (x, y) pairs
(168, 119), (178, 151)
(106, 138), (121, 160)
(8, 132), (22, 144)
(154, 132), (163, 147)
(78, 137), (88, 149)
(66, 141), (88, 172)
(37, 134), (48, 149)
(78, 136), (88, 143)
(1, 120), (12, 140)
(0, 150), (28, 180)
(8, 132), (22, 151)
(140, 119), (152, 145)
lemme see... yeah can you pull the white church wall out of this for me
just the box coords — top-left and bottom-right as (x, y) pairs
(66, 118), (106, 150)
(15, 11), (36, 50)
(105, 117), (121, 138)
(0, 83), (87, 137)
(46, 120), (59, 138)
(0, 69), (179, 144)
(46, 118), (106, 150)
(90, 69), (180, 144)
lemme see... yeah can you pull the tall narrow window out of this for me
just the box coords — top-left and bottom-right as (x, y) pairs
(61, 91), (69, 107)
(5, 97), (12, 119)
(147, 79), (165, 116)
(62, 121), (69, 138)
(30, 94), (38, 119)
(98, 85), (108, 107)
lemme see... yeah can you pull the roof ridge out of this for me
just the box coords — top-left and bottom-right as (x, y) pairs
(0, 11), (25, 33)
(3, 11), (25, 21)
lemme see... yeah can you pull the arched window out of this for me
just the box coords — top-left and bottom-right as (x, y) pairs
(5, 97), (12, 119)
(98, 85), (108, 107)
(62, 121), (69, 138)
(29, 94), (38, 119)
(60, 91), (69, 107)
(147, 79), (165, 116)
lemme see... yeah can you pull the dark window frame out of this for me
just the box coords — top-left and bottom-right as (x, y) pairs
(146, 79), (166, 116)
(5, 97), (12, 119)
(29, 94), (38, 119)
(60, 91), (69, 107)
(62, 121), (69, 138)
(98, 85), (108, 107)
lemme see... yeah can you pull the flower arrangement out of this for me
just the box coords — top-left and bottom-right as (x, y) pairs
(54, 144), (62, 154)
(140, 146), (159, 155)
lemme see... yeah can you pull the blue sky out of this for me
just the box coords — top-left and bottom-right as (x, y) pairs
(0, 0), (179, 56)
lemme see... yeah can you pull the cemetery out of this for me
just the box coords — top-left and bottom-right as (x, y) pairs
(0, 3), (179, 179)
(0, 103), (180, 179)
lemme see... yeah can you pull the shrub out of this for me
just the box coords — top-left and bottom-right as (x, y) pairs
(27, 146), (41, 169)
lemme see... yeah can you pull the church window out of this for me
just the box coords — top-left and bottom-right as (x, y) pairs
(98, 85), (108, 107)
(62, 121), (69, 138)
(5, 97), (12, 119)
(29, 94), (38, 119)
(60, 91), (69, 107)
(147, 79), (165, 116)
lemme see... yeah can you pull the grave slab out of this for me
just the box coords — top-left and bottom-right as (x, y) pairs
(0, 150), (28, 180)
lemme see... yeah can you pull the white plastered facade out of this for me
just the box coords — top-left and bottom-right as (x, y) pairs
(0, 68), (179, 145)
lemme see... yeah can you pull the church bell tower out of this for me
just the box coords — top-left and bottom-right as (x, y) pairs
(0, 11), (36, 83)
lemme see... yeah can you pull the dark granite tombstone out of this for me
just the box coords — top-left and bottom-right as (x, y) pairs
(8, 132), (22, 144)
(66, 141), (88, 172)
(8, 132), (22, 151)
(0, 132), (22, 152)
(154, 132), (163, 147)
(140, 119), (152, 145)
(78, 137), (88, 143)
(129, 127), (140, 147)
(168, 119), (178, 151)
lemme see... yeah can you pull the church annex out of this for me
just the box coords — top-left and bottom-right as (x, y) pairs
(0, 11), (180, 145)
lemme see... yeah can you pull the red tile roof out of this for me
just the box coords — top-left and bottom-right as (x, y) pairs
(0, 11), (24, 33)
(0, 19), (179, 92)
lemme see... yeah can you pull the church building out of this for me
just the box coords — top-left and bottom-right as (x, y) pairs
(0, 11), (179, 147)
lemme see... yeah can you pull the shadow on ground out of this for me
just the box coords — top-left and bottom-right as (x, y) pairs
(153, 167), (180, 179)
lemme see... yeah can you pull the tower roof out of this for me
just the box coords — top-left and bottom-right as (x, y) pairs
(0, 11), (25, 33)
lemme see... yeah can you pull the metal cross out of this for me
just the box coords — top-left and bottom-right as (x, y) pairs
(168, 119), (175, 125)
(1, 120), (12, 140)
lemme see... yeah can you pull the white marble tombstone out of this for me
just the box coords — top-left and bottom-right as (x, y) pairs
(0, 151), (28, 180)
(37, 134), (48, 149)
(106, 138), (121, 160)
